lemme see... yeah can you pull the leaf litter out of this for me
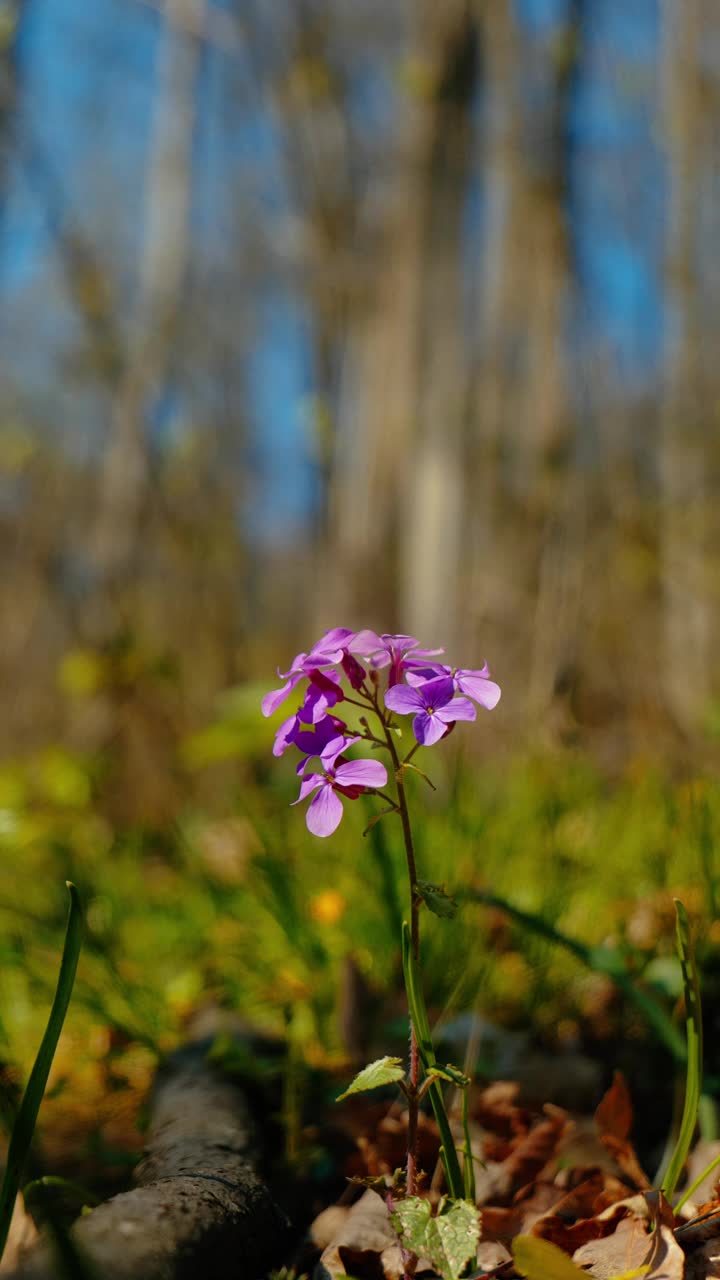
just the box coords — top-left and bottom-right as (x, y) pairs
(310, 1072), (720, 1280)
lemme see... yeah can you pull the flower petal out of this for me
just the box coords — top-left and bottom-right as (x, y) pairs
(348, 629), (384, 656)
(321, 734), (360, 769)
(273, 714), (298, 756)
(277, 652), (308, 680)
(262, 674), (302, 717)
(334, 759), (388, 789)
(436, 696), (476, 724)
(405, 664), (451, 686)
(413, 676), (456, 708)
(292, 773), (324, 804)
(384, 684), (426, 715)
(413, 711), (446, 746)
(306, 784), (344, 837)
(456, 672), (501, 710)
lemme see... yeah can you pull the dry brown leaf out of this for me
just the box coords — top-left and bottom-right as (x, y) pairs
(0, 1194), (39, 1274)
(478, 1203), (525, 1245)
(572, 1190), (684, 1280)
(532, 1199), (631, 1257)
(310, 1204), (351, 1250)
(475, 1082), (531, 1141)
(595, 1071), (634, 1142)
(315, 1189), (397, 1280)
(476, 1239), (513, 1272)
(682, 1141), (720, 1214)
(594, 1070), (651, 1191)
(495, 1106), (570, 1202)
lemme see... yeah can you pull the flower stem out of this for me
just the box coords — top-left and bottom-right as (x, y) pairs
(376, 702), (421, 1207)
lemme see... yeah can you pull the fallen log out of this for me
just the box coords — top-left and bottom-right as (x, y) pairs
(6, 1044), (289, 1280)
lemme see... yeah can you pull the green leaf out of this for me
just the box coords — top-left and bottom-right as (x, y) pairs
(425, 1064), (471, 1089)
(0, 882), (83, 1265)
(336, 1056), (405, 1101)
(417, 880), (457, 919)
(391, 1197), (480, 1280)
(513, 1235), (594, 1279)
(661, 899), (703, 1200)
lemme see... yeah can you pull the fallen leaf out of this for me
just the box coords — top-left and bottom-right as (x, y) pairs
(596, 1072), (634, 1142)
(514, 1233), (589, 1278)
(0, 1195), (38, 1273)
(573, 1191), (683, 1280)
(316, 1189), (397, 1280)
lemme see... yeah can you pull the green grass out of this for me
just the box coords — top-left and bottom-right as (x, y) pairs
(1, 686), (720, 1168)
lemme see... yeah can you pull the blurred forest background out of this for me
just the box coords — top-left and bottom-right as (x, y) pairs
(3, 0), (720, 795)
(3, 0), (720, 1174)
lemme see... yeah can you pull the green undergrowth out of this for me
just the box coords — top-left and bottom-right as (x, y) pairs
(2, 684), (720, 1166)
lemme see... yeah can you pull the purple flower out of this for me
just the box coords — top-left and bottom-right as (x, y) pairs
(406, 662), (501, 711)
(384, 676), (476, 746)
(262, 628), (372, 717)
(273, 712), (346, 759)
(359, 633), (445, 688)
(292, 740), (388, 837)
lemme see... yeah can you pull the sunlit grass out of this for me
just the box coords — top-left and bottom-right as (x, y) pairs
(1, 686), (720, 1172)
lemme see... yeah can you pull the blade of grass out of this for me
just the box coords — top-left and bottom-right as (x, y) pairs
(0, 882), (83, 1263)
(674, 1148), (720, 1214)
(660, 899), (703, 1201)
(401, 922), (464, 1199)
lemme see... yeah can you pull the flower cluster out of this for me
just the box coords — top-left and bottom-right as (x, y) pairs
(262, 629), (501, 836)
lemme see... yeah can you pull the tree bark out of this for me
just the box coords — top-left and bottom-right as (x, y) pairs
(7, 1048), (289, 1280)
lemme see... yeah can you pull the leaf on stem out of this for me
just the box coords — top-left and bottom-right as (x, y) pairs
(336, 1056), (406, 1102)
(362, 806), (399, 836)
(416, 880), (457, 920)
(401, 762), (437, 790)
(390, 1197), (480, 1280)
(425, 1064), (471, 1089)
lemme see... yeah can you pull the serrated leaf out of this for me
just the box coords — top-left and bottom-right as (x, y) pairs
(417, 880), (457, 919)
(336, 1056), (405, 1102)
(390, 1196), (432, 1253)
(391, 1198), (480, 1280)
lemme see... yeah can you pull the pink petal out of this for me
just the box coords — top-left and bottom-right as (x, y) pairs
(334, 759), (388, 788)
(381, 633), (419, 652)
(348, 629), (384, 656)
(306, 785), (344, 837)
